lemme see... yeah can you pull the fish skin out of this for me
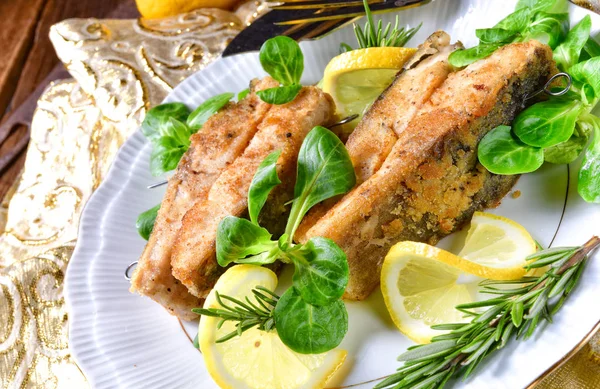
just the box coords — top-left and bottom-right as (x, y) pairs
(171, 86), (336, 298)
(130, 77), (278, 320)
(300, 40), (556, 300)
(295, 31), (462, 241)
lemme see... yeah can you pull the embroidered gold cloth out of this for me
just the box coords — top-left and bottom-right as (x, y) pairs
(0, 8), (242, 388)
(0, 2), (598, 388)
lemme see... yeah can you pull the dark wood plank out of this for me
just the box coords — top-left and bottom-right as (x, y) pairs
(0, 0), (47, 117)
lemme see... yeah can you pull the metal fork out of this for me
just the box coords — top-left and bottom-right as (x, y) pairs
(223, 0), (429, 56)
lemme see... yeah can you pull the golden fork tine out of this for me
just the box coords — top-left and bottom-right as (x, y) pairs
(273, 0), (429, 25)
(282, 17), (357, 42)
(273, 0), (385, 10)
(301, 17), (357, 39)
(274, 8), (400, 25)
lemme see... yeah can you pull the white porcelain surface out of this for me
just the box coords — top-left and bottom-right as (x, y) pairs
(65, 1), (600, 388)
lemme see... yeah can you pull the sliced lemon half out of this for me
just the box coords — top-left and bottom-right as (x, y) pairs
(459, 211), (537, 276)
(381, 212), (537, 343)
(322, 47), (416, 133)
(199, 264), (347, 389)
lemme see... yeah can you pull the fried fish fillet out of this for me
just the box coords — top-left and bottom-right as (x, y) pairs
(296, 31), (462, 239)
(130, 77), (278, 320)
(171, 86), (336, 298)
(299, 40), (555, 300)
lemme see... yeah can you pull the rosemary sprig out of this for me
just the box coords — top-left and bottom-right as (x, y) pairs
(342, 0), (421, 52)
(192, 286), (280, 343)
(375, 236), (600, 389)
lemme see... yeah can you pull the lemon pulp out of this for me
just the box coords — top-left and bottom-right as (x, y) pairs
(381, 212), (537, 343)
(321, 47), (416, 133)
(199, 265), (347, 389)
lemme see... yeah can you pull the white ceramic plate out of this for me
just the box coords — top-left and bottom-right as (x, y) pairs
(65, 1), (600, 388)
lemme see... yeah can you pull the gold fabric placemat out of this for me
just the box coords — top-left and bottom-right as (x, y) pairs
(0, 8), (242, 387)
(0, 2), (598, 387)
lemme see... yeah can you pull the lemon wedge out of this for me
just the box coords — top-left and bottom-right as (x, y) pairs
(321, 47), (416, 132)
(459, 212), (537, 275)
(381, 212), (537, 343)
(136, 0), (238, 19)
(199, 264), (347, 389)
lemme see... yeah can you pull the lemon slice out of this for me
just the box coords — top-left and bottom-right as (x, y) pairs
(136, 0), (238, 19)
(199, 265), (347, 389)
(381, 213), (537, 343)
(322, 47), (416, 132)
(459, 212), (537, 275)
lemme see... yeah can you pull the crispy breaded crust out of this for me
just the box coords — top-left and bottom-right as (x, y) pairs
(130, 77), (278, 320)
(171, 86), (336, 298)
(296, 32), (462, 240)
(302, 40), (556, 300)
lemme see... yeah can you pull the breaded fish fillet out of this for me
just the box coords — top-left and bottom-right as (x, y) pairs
(295, 32), (462, 240)
(300, 40), (555, 300)
(130, 77), (278, 320)
(171, 86), (336, 298)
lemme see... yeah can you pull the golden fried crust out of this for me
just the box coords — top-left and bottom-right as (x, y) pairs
(295, 32), (461, 241)
(130, 77), (278, 320)
(302, 40), (555, 300)
(171, 87), (336, 298)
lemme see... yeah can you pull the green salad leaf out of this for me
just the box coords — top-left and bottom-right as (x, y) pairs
(216, 216), (278, 267)
(449, 1), (570, 67)
(141, 103), (190, 141)
(478, 125), (544, 174)
(288, 237), (349, 306)
(259, 36), (304, 86)
(473, 0), (600, 204)
(237, 88), (250, 101)
(248, 150), (282, 225)
(569, 57), (600, 99)
(448, 43), (502, 67)
(258, 36), (304, 105)
(494, 7), (532, 32)
(516, 0), (567, 13)
(141, 94), (232, 177)
(274, 288), (348, 354)
(285, 126), (356, 239)
(187, 92), (234, 130)
(544, 121), (591, 164)
(136, 204), (160, 240)
(149, 117), (192, 176)
(513, 99), (583, 148)
(523, 12), (569, 49)
(553, 15), (591, 70)
(582, 36), (600, 59)
(577, 115), (600, 203)
(256, 85), (303, 105)
(475, 28), (518, 44)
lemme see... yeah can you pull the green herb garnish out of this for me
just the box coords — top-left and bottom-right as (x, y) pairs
(375, 236), (600, 389)
(136, 204), (160, 240)
(448, 0), (569, 67)
(474, 1), (600, 203)
(186, 92), (234, 130)
(257, 36), (304, 105)
(141, 93), (233, 177)
(341, 0), (421, 52)
(208, 125), (355, 354)
(193, 286), (279, 343)
(477, 125), (544, 175)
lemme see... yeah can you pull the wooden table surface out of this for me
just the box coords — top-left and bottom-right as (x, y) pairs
(0, 0), (139, 200)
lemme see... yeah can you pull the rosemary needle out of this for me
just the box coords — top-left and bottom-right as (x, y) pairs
(192, 286), (280, 343)
(375, 236), (600, 389)
(341, 0), (421, 52)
